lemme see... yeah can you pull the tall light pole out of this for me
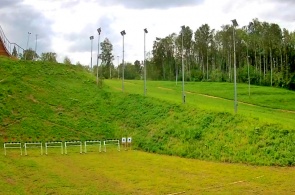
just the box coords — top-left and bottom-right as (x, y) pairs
(173, 45), (178, 85)
(90, 35), (94, 69)
(25, 32), (31, 60)
(144, 28), (148, 96)
(181, 25), (186, 104)
(117, 55), (120, 79)
(232, 19), (238, 114)
(242, 40), (251, 97)
(96, 28), (101, 85)
(34, 34), (38, 60)
(120, 30), (126, 92)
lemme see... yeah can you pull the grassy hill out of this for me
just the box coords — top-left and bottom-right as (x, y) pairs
(105, 80), (295, 128)
(0, 56), (294, 166)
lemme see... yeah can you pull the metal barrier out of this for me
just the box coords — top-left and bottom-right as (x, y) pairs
(0, 25), (25, 57)
(103, 139), (120, 152)
(45, 141), (63, 154)
(64, 141), (82, 154)
(4, 142), (22, 155)
(24, 142), (43, 155)
(84, 140), (101, 153)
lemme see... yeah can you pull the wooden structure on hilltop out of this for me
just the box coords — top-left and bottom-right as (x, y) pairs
(0, 25), (24, 58)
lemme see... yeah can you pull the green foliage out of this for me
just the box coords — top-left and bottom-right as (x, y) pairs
(12, 45), (17, 57)
(63, 56), (72, 65)
(100, 38), (114, 79)
(1, 57), (294, 166)
(124, 63), (138, 79)
(23, 48), (37, 60)
(40, 52), (57, 63)
(147, 18), (295, 90)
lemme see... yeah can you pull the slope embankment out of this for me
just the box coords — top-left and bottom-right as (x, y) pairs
(0, 57), (294, 166)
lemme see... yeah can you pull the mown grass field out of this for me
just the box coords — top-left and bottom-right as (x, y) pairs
(1, 56), (295, 194)
(1, 149), (295, 195)
(104, 79), (295, 128)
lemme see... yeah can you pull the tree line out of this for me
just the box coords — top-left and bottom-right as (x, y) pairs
(148, 18), (295, 90)
(100, 18), (295, 90)
(15, 18), (295, 90)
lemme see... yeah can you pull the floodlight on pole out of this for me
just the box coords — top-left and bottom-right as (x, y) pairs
(144, 28), (148, 96)
(242, 40), (251, 97)
(120, 30), (126, 92)
(231, 19), (238, 114)
(181, 25), (186, 104)
(117, 55), (120, 79)
(174, 45), (178, 85)
(34, 34), (38, 60)
(25, 32), (31, 60)
(90, 35), (94, 69)
(96, 28), (101, 85)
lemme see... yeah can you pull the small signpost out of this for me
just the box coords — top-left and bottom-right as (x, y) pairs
(4, 142), (22, 156)
(121, 137), (126, 150)
(127, 137), (132, 150)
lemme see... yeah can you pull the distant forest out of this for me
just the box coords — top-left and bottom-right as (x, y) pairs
(141, 18), (295, 90)
(19, 18), (293, 90)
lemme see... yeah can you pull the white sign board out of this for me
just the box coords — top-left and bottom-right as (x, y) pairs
(127, 137), (132, 143)
(122, 137), (126, 143)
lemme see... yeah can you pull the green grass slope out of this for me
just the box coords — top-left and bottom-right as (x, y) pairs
(105, 80), (295, 128)
(1, 57), (294, 166)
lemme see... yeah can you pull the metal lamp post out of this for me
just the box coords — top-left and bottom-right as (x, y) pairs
(90, 35), (94, 69)
(120, 30), (126, 92)
(117, 55), (120, 79)
(34, 34), (38, 60)
(181, 25), (186, 104)
(231, 19), (238, 114)
(144, 28), (148, 96)
(173, 45), (178, 85)
(242, 40), (250, 97)
(96, 28), (101, 85)
(25, 32), (31, 60)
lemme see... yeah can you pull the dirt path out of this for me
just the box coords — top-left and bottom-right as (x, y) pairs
(157, 87), (173, 91)
(157, 86), (295, 114)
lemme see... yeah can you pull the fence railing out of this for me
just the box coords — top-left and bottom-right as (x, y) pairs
(0, 24), (25, 58)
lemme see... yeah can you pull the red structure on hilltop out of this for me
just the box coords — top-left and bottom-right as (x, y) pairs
(0, 25), (24, 58)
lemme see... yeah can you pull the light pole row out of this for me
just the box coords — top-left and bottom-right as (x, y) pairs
(25, 32), (31, 60)
(232, 19), (238, 114)
(144, 28), (148, 96)
(89, 28), (102, 86)
(96, 28), (101, 85)
(120, 30), (126, 92)
(25, 32), (38, 60)
(181, 25), (186, 104)
(89, 35), (94, 70)
(89, 21), (239, 113)
(88, 28), (150, 99)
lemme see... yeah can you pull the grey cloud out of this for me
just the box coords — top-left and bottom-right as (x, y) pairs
(269, 0), (295, 4)
(0, 0), (22, 8)
(260, 0), (295, 22)
(95, 0), (204, 9)
(222, 0), (295, 23)
(67, 15), (120, 53)
(60, 0), (81, 9)
(0, 1), (54, 55)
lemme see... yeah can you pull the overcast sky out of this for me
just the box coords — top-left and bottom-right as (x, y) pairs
(1, 0), (295, 66)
